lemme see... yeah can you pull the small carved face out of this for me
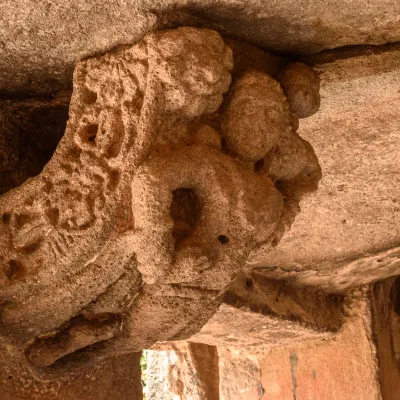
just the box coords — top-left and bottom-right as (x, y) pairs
(278, 62), (321, 118)
(222, 71), (291, 162)
(154, 27), (233, 117)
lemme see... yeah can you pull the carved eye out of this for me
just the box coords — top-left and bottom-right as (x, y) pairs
(218, 235), (229, 244)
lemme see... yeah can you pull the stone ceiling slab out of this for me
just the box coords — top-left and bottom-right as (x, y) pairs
(249, 45), (400, 283)
(1, 0), (400, 94)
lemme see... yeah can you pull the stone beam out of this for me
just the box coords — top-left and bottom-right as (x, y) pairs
(146, 289), (383, 399)
(249, 246), (400, 294)
(1, 1), (400, 95)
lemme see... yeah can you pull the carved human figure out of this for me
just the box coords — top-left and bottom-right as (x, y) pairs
(0, 27), (321, 374)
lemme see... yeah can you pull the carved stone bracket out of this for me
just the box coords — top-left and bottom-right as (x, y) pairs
(0, 27), (321, 372)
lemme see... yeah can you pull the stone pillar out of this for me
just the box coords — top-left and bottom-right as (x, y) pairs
(147, 288), (387, 400)
(146, 343), (219, 400)
(371, 277), (400, 400)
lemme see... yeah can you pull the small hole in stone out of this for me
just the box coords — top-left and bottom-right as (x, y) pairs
(254, 158), (264, 172)
(245, 277), (253, 289)
(81, 124), (98, 144)
(81, 87), (97, 105)
(8, 375), (12, 380)
(170, 188), (201, 248)
(218, 235), (229, 244)
(2, 213), (11, 224)
(87, 125), (98, 143)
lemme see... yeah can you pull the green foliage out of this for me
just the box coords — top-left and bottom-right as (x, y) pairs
(141, 350), (148, 400)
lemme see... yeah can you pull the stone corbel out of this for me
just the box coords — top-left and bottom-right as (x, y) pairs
(0, 27), (321, 371)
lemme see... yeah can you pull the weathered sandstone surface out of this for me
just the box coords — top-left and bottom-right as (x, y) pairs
(0, 28), (321, 390)
(1, 0), (400, 95)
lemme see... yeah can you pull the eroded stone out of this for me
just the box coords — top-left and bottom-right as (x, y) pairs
(0, 27), (321, 372)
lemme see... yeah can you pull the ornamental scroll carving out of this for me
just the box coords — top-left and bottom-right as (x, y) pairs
(0, 27), (321, 371)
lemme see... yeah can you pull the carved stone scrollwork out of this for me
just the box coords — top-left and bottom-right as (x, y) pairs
(0, 27), (321, 372)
